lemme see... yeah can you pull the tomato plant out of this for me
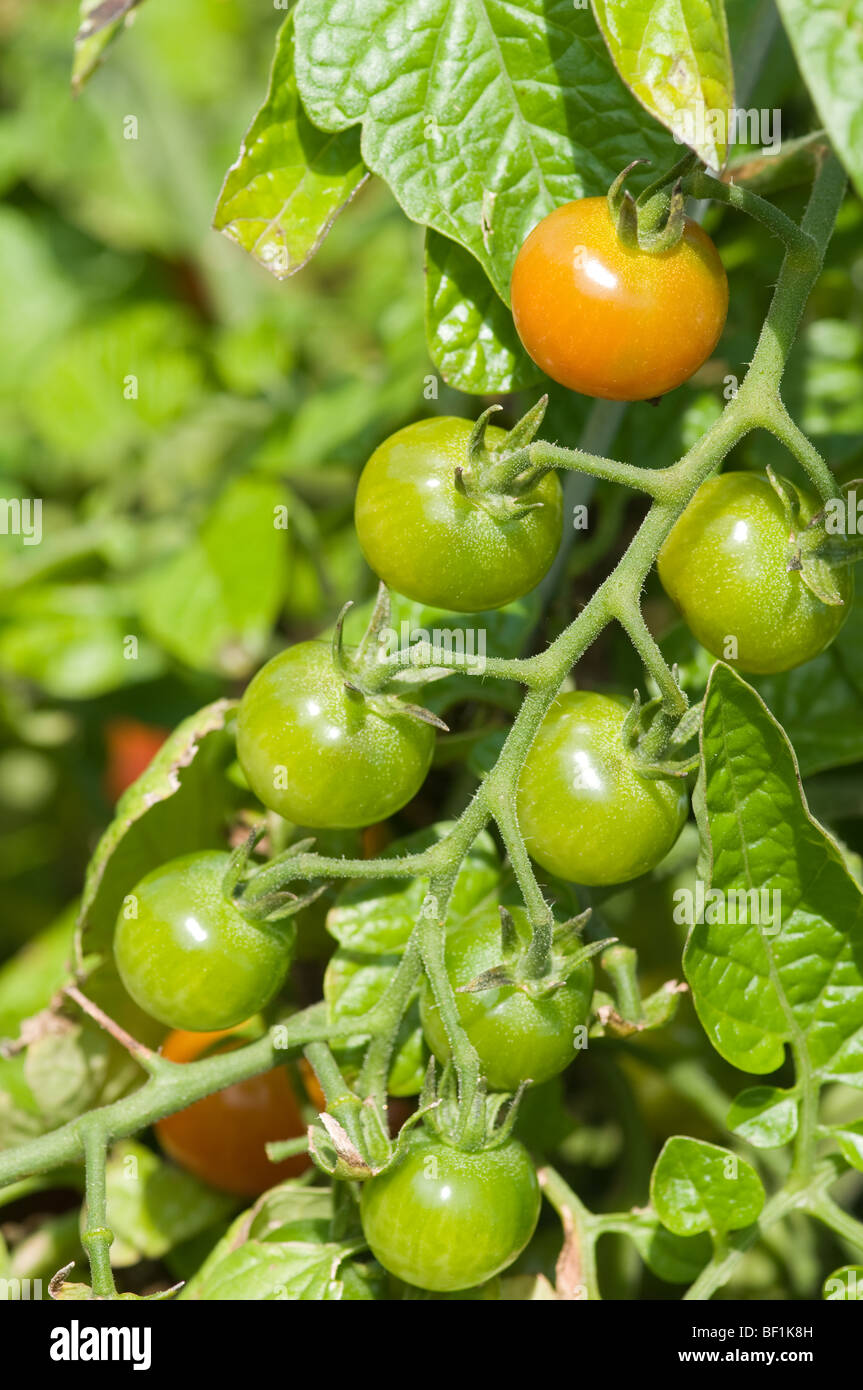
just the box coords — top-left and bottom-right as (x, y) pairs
(511, 197), (728, 401)
(1, 0), (863, 1330)
(114, 852), (294, 1032)
(355, 417), (563, 611)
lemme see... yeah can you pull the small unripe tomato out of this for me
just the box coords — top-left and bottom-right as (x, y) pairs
(236, 641), (434, 828)
(360, 1129), (540, 1292)
(114, 851), (293, 1032)
(516, 691), (688, 886)
(155, 1026), (315, 1196)
(658, 471), (852, 674)
(511, 197), (728, 401)
(354, 417), (563, 612)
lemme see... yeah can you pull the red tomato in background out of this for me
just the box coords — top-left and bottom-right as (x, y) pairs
(155, 1026), (320, 1197)
(105, 719), (168, 801)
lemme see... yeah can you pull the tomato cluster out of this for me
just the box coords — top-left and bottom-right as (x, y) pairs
(107, 193), (852, 1295)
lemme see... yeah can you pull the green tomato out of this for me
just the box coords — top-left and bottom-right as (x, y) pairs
(516, 691), (688, 886)
(419, 906), (592, 1090)
(360, 1130), (540, 1292)
(354, 417), (563, 612)
(114, 852), (292, 1032)
(236, 641), (434, 829)
(658, 471), (852, 674)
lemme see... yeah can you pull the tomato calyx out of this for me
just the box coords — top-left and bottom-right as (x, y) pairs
(620, 688), (700, 780)
(454, 397), (552, 519)
(420, 1061), (526, 1152)
(226, 827), (329, 925)
(767, 466), (863, 607)
(331, 593), (449, 732)
(456, 904), (608, 1002)
(606, 156), (697, 254)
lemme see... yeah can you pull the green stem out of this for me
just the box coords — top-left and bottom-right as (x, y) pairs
(81, 1123), (116, 1300)
(539, 1165), (601, 1300)
(808, 1194), (863, 1254)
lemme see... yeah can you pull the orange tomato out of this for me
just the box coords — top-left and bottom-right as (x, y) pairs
(155, 1026), (316, 1197)
(105, 719), (168, 802)
(510, 197), (728, 401)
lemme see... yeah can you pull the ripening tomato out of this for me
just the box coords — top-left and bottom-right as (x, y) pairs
(658, 471), (853, 674)
(510, 197), (728, 401)
(155, 1026), (314, 1196)
(516, 691), (688, 886)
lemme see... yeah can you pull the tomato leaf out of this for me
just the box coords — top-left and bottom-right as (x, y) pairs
(72, 0), (146, 94)
(214, 15), (367, 279)
(136, 476), (290, 677)
(293, 0), (676, 300)
(105, 1140), (234, 1263)
(830, 1119), (863, 1173)
(592, 0), (735, 170)
(726, 1086), (799, 1149)
(775, 0), (863, 200)
(77, 699), (238, 955)
(823, 1265), (863, 1300)
(424, 231), (542, 394)
(625, 1213), (712, 1284)
(684, 663), (863, 1084)
(651, 1136), (765, 1236)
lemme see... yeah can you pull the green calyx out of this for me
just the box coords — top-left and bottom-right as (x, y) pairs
(331, 590), (449, 732)
(223, 828), (326, 926)
(767, 467), (863, 606)
(420, 1061), (525, 1153)
(607, 155), (699, 254)
(621, 687), (700, 779)
(457, 905), (608, 1001)
(455, 397), (551, 519)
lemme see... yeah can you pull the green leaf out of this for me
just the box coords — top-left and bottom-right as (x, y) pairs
(830, 1118), (863, 1172)
(105, 1140), (234, 1263)
(651, 1136), (765, 1236)
(136, 476), (289, 677)
(424, 231), (542, 394)
(626, 1214), (712, 1284)
(0, 583), (164, 701)
(77, 699), (238, 954)
(592, 0), (734, 170)
(324, 955), (428, 1097)
(727, 1086), (799, 1149)
(293, 0), (676, 299)
(325, 824), (500, 954)
(179, 1183), (380, 1301)
(0, 906), (77, 1040)
(214, 15), (367, 279)
(776, 0), (863, 199)
(72, 0), (146, 94)
(754, 600), (863, 777)
(684, 664), (863, 1085)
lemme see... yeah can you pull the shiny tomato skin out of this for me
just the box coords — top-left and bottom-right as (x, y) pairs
(236, 641), (434, 829)
(419, 906), (592, 1091)
(360, 1130), (540, 1292)
(658, 472), (853, 674)
(114, 851), (293, 1032)
(510, 197), (728, 401)
(354, 417), (563, 612)
(516, 691), (688, 886)
(156, 1026), (310, 1196)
